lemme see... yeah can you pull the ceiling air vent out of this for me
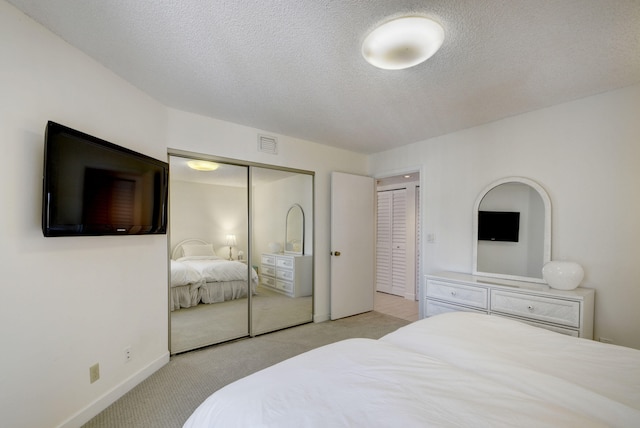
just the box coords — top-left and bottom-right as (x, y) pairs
(257, 134), (278, 154)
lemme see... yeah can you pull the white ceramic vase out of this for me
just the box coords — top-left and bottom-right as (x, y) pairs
(542, 261), (584, 290)
(268, 242), (282, 253)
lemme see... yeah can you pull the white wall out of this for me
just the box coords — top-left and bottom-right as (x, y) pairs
(370, 83), (640, 349)
(170, 180), (248, 257)
(0, 2), (170, 427)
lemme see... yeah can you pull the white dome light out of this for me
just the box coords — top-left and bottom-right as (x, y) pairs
(187, 160), (219, 171)
(362, 16), (444, 70)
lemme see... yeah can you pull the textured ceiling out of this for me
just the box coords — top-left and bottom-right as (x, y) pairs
(8, 0), (640, 154)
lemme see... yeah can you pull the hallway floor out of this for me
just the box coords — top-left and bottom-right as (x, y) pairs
(374, 291), (419, 322)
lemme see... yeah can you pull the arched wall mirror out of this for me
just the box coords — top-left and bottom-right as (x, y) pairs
(472, 177), (551, 283)
(285, 204), (304, 254)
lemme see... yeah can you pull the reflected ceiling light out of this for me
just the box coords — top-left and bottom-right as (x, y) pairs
(187, 160), (219, 171)
(362, 16), (444, 70)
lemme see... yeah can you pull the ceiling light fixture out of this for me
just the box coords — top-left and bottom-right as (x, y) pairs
(187, 160), (219, 171)
(362, 16), (444, 70)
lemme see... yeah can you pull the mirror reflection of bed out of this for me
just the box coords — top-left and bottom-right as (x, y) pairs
(169, 155), (314, 353)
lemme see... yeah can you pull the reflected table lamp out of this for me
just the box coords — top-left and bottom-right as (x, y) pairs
(225, 234), (236, 260)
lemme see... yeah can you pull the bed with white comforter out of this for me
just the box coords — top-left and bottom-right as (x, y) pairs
(170, 239), (258, 310)
(183, 312), (640, 427)
(170, 259), (204, 310)
(177, 255), (258, 304)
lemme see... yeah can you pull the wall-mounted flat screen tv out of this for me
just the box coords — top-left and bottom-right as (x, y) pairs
(478, 211), (520, 242)
(42, 121), (168, 237)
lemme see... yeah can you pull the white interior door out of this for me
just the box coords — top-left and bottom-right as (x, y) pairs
(330, 172), (374, 320)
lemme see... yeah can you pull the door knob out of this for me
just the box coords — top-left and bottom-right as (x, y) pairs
(332, 251), (341, 256)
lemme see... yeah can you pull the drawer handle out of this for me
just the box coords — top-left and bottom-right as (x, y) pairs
(528, 305), (535, 312)
(451, 291), (457, 296)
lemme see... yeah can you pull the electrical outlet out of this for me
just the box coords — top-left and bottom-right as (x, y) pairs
(89, 363), (100, 383)
(125, 346), (132, 362)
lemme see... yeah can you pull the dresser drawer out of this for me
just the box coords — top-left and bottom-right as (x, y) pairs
(261, 275), (276, 288)
(276, 257), (294, 269)
(261, 254), (276, 266)
(425, 299), (486, 317)
(261, 264), (276, 277)
(276, 269), (294, 281)
(276, 279), (293, 293)
(491, 314), (579, 337)
(490, 290), (580, 328)
(426, 280), (488, 310)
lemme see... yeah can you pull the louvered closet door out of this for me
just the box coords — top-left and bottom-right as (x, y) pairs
(376, 189), (407, 296)
(390, 190), (407, 296)
(376, 192), (392, 293)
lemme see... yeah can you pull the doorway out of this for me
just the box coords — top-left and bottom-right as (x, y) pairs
(374, 172), (420, 320)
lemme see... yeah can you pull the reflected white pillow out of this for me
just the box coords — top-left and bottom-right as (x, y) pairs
(182, 244), (216, 257)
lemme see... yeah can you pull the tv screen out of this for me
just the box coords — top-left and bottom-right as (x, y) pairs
(42, 121), (168, 237)
(478, 211), (520, 242)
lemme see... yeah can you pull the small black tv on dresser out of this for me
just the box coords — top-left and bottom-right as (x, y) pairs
(42, 121), (168, 237)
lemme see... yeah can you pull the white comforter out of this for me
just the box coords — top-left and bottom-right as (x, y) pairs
(177, 256), (258, 283)
(183, 313), (640, 427)
(382, 313), (640, 426)
(170, 260), (203, 287)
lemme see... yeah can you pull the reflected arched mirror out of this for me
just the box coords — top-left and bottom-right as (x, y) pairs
(285, 204), (304, 255)
(472, 177), (551, 283)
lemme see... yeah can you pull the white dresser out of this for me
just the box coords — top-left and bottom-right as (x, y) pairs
(261, 253), (312, 298)
(425, 272), (595, 338)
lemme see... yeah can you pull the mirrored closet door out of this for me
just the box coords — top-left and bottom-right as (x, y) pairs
(169, 156), (250, 353)
(168, 153), (314, 353)
(251, 167), (314, 336)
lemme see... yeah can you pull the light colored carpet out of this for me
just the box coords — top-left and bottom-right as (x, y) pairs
(171, 285), (313, 353)
(83, 311), (410, 428)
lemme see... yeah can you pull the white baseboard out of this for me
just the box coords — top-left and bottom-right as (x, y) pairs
(58, 351), (170, 428)
(404, 292), (416, 301)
